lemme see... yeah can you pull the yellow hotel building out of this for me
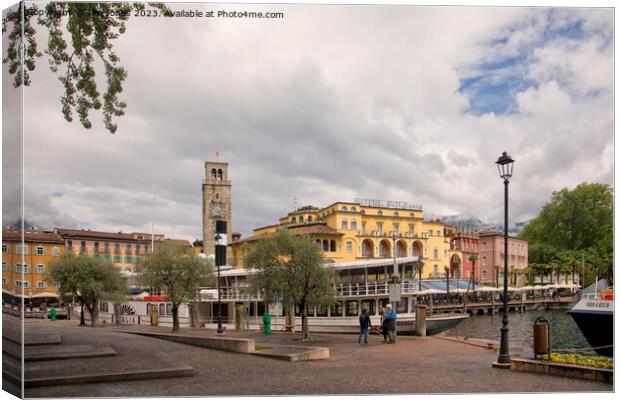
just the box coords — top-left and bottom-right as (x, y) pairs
(2, 229), (65, 302)
(230, 199), (462, 278)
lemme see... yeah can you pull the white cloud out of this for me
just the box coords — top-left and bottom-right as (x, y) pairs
(3, 4), (613, 240)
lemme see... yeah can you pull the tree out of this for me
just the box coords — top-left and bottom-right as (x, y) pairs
(244, 230), (335, 341)
(520, 183), (612, 260)
(2, 2), (171, 133)
(47, 253), (125, 327)
(137, 244), (213, 332)
(494, 265), (500, 288)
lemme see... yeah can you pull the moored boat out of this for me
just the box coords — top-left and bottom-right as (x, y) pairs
(197, 257), (473, 335)
(568, 287), (613, 356)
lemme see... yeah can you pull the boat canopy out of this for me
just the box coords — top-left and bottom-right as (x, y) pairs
(325, 256), (419, 271)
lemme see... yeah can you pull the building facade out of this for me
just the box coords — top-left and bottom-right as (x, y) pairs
(202, 161), (233, 257)
(477, 232), (528, 285)
(449, 231), (480, 281)
(230, 199), (461, 279)
(2, 229), (65, 301)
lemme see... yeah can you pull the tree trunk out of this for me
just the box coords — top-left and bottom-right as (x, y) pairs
(171, 303), (180, 332)
(80, 302), (86, 326)
(86, 303), (98, 327)
(285, 303), (295, 332)
(300, 302), (310, 341)
(113, 303), (121, 324)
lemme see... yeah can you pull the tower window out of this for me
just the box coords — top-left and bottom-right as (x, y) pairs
(217, 169), (223, 180)
(211, 168), (217, 179)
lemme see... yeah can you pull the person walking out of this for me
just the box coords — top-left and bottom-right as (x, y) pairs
(386, 304), (397, 344)
(358, 308), (371, 344)
(380, 306), (388, 342)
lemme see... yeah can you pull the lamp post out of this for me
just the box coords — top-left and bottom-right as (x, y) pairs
(214, 220), (227, 334)
(392, 231), (398, 278)
(494, 151), (514, 368)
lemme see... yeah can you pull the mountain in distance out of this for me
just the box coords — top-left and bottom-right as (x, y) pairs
(441, 215), (531, 236)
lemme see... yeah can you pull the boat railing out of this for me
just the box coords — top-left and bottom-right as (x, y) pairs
(201, 280), (422, 301)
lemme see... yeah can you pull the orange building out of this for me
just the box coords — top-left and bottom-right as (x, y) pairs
(2, 229), (65, 303)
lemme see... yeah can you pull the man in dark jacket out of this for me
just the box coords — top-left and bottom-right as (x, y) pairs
(358, 308), (371, 344)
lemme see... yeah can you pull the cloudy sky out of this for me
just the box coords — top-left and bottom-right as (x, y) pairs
(2, 2), (614, 242)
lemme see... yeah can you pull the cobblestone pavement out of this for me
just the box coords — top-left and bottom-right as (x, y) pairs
(18, 318), (612, 397)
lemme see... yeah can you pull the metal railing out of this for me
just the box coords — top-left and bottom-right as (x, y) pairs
(202, 280), (422, 302)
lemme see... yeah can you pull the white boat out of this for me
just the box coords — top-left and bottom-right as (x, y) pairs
(197, 257), (472, 335)
(569, 285), (614, 356)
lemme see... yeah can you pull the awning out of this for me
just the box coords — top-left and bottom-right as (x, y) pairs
(414, 289), (445, 295)
(31, 292), (59, 299)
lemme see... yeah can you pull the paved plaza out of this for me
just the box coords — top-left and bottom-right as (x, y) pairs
(5, 316), (613, 397)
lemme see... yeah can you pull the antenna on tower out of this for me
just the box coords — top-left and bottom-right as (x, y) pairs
(293, 195), (298, 211)
(215, 151), (220, 162)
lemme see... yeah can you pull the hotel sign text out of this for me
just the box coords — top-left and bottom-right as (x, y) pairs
(354, 198), (423, 211)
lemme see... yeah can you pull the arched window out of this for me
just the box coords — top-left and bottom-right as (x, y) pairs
(292, 217), (297, 224)
(341, 219), (348, 230)
(323, 240), (329, 252)
(351, 207), (356, 212)
(394, 212), (399, 216)
(316, 239), (321, 245)
(211, 168), (217, 179)
(166, 304), (172, 315)
(377, 210), (383, 215)
(299, 215), (304, 223)
(159, 303), (165, 315)
(410, 213), (415, 217)
(330, 240), (336, 252)
(217, 169), (223, 180)
(351, 219), (357, 230)
(308, 216), (313, 222)
(342, 206), (348, 211)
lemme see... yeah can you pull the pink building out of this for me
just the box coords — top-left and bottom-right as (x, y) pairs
(477, 231), (528, 284)
(450, 232), (480, 281)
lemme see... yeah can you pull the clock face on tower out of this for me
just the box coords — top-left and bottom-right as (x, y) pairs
(210, 202), (225, 219)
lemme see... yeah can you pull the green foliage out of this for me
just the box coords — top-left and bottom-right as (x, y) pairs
(2, 2), (171, 133)
(244, 229), (335, 340)
(520, 183), (613, 286)
(137, 244), (213, 331)
(47, 253), (126, 326)
(137, 244), (213, 304)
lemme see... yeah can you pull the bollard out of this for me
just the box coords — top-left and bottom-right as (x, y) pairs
(49, 307), (56, 321)
(533, 316), (551, 360)
(415, 304), (427, 336)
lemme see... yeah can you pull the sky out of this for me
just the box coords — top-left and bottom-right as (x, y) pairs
(1, 1), (615, 243)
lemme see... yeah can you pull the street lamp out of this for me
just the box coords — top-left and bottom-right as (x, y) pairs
(494, 151), (514, 368)
(391, 231), (398, 278)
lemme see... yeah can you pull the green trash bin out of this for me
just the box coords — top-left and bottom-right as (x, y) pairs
(49, 307), (56, 321)
(262, 312), (271, 335)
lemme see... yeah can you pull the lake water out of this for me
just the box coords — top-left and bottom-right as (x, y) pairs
(443, 307), (596, 357)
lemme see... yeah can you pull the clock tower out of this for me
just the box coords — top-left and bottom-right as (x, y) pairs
(202, 161), (232, 258)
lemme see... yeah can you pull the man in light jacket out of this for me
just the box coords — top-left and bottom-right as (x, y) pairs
(386, 304), (397, 343)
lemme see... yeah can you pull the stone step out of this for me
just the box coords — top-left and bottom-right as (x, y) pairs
(3, 332), (62, 346)
(17, 351), (195, 387)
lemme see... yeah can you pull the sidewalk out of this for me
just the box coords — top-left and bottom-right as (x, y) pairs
(15, 318), (613, 397)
